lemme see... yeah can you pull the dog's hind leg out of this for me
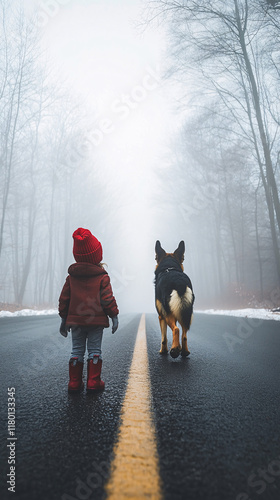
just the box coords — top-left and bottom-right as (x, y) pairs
(165, 315), (181, 359)
(181, 326), (190, 357)
(159, 317), (168, 354)
(181, 313), (193, 357)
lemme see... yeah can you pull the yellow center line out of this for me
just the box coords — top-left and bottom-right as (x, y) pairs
(105, 313), (162, 499)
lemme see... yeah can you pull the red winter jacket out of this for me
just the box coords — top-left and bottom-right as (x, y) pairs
(58, 262), (119, 328)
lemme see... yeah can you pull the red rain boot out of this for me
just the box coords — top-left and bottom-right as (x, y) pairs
(87, 356), (105, 392)
(68, 357), (84, 392)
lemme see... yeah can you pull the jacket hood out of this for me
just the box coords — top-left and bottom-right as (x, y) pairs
(68, 262), (107, 278)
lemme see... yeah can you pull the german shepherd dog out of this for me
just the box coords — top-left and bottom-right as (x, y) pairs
(155, 241), (195, 358)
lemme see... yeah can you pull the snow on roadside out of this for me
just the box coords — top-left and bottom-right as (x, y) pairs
(196, 308), (280, 321)
(0, 307), (279, 321)
(0, 309), (57, 317)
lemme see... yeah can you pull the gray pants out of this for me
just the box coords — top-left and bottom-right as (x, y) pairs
(70, 325), (103, 363)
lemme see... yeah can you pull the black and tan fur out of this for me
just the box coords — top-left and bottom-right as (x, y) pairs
(155, 240), (195, 358)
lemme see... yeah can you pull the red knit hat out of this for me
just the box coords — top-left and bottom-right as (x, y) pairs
(72, 228), (103, 264)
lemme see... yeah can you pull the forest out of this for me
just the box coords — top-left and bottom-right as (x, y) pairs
(0, 0), (279, 311)
(147, 0), (280, 308)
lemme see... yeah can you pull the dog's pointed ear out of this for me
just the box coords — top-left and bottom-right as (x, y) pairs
(174, 241), (185, 263)
(155, 240), (166, 262)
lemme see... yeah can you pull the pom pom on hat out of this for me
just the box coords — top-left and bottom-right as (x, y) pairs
(72, 228), (102, 264)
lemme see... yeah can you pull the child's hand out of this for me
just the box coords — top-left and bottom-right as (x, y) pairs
(60, 318), (68, 337)
(112, 316), (118, 334)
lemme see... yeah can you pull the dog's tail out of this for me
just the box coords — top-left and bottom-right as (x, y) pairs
(170, 287), (194, 329)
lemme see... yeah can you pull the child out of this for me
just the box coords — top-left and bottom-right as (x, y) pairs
(58, 228), (119, 393)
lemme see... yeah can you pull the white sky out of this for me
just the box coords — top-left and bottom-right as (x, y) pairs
(33, 0), (176, 199)
(40, 1), (162, 94)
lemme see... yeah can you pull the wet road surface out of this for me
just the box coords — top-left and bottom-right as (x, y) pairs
(0, 312), (279, 500)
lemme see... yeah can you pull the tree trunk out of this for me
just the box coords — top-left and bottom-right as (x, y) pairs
(234, 0), (280, 234)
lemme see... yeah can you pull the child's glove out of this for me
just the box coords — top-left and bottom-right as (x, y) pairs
(112, 316), (118, 334)
(60, 318), (68, 337)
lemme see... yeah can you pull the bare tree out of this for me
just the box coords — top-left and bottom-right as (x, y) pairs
(0, 1), (43, 257)
(148, 0), (280, 286)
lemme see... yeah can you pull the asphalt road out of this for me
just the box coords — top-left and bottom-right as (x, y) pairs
(0, 312), (279, 500)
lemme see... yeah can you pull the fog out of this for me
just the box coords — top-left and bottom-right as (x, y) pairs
(0, 0), (279, 313)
